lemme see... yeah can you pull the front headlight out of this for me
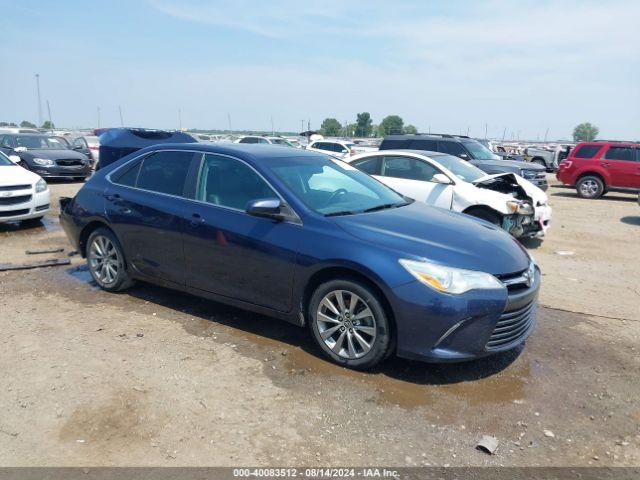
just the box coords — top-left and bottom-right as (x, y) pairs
(33, 157), (55, 166)
(35, 179), (48, 193)
(399, 259), (504, 295)
(521, 169), (537, 179)
(506, 200), (534, 215)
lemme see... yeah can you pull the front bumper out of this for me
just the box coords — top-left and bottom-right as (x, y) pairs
(30, 164), (92, 178)
(390, 268), (540, 362)
(0, 189), (50, 223)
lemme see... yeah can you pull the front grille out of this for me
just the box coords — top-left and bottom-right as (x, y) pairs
(0, 184), (30, 192)
(496, 269), (530, 291)
(0, 208), (30, 218)
(486, 301), (536, 351)
(0, 194), (32, 206)
(56, 159), (84, 167)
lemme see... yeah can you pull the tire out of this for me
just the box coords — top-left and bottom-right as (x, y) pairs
(21, 216), (44, 226)
(576, 175), (604, 199)
(308, 279), (391, 370)
(466, 208), (502, 227)
(86, 227), (134, 292)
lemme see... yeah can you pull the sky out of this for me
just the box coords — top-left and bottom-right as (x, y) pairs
(0, 0), (638, 140)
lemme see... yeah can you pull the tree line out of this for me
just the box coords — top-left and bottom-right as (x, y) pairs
(0, 120), (55, 129)
(319, 113), (417, 138)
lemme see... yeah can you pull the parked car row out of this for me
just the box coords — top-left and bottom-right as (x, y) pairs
(59, 143), (539, 370)
(0, 133), (93, 180)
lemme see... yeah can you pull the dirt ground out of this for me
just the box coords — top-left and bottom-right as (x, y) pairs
(0, 176), (638, 467)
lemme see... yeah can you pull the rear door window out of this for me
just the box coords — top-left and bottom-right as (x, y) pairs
(135, 151), (195, 196)
(605, 146), (635, 161)
(114, 161), (142, 187)
(573, 145), (601, 159)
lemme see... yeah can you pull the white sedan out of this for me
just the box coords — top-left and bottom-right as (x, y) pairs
(0, 151), (50, 224)
(346, 150), (551, 239)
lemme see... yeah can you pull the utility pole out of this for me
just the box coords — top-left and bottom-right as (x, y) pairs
(97, 107), (101, 128)
(271, 116), (274, 136)
(46, 100), (53, 133)
(543, 127), (549, 142)
(466, 126), (470, 136)
(35, 74), (43, 127)
(502, 127), (507, 141)
(484, 123), (488, 140)
(118, 106), (124, 127)
(227, 113), (232, 132)
(301, 120), (304, 133)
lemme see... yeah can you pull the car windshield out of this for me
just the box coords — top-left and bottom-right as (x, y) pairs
(269, 155), (410, 216)
(462, 140), (500, 160)
(431, 154), (487, 182)
(14, 135), (68, 150)
(0, 151), (14, 166)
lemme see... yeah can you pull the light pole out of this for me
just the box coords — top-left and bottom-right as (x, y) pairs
(35, 74), (42, 127)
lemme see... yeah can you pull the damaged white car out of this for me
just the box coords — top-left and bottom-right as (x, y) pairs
(347, 150), (551, 239)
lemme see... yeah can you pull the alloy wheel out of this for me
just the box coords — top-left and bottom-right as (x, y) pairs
(88, 235), (121, 285)
(316, 290), (377, 359)
(579, 179), (598, 197)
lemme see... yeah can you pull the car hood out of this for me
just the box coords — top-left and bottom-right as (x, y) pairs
(476, 158), (545, 171)
(21, 149), (88, 160)
(0, 165), (41, 187)
(332, 202), (530, 276)
(474, 173), (548, 204)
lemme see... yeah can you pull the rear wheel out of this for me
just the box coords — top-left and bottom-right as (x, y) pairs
(576, 175), (604, 199)
(86, 228), (133, 292)
(308, 279), (391, 370)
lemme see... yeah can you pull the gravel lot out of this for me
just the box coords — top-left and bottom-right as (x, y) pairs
(0, 176), (638, 466)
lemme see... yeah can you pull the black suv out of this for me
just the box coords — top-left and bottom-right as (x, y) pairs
(380, 134), (548, 190)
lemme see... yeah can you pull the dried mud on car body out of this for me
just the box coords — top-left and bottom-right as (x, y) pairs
(0, 180), (638, 466)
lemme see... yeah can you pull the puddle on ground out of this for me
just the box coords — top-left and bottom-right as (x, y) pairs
(67, 264), (100, 290)
(58, 262), (545, 412)
(0, 216), (60, 237)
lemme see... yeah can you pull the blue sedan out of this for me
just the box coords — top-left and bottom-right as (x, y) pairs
(59, 144), (539, 369)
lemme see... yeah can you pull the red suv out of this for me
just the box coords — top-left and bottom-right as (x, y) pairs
(556, 141), (640, 198)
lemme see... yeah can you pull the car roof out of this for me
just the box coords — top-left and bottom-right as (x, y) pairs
(383, 134), (478, 143)
(144, 142), (326, 164)
(353, 149), (447, 159)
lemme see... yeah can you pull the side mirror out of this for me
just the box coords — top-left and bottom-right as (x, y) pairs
(432, 173), (452, 184)
(73, 145), (84, 150)
(458, 153), (469, 160)
(246, 198), (284, 220)
(8, 155), (21, 164)
(13, 146), (27, 153)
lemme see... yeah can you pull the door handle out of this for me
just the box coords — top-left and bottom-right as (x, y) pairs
(600, 162), (611, 168)
(190, 213), (205, 226)
(105, 193), (121, 201)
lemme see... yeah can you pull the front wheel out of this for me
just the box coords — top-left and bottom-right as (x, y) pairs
(86, 228), (134, 292)
(466, 208), (502, 227)
(308, 279), (391, 370)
